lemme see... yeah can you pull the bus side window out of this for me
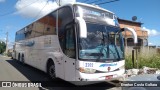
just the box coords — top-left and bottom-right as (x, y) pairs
(58, 6), (73, 55)
(65, 26), (75, 58)
(43, 12), (57, 35)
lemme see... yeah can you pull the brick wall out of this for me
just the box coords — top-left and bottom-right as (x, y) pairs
(118, 19), (148, 38)
(118, 18), (148, 46)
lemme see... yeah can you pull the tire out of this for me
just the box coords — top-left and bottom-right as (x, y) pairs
(47, 61), (56, 80)
(21, 54), (25, 64)
(18, 54), (20, 61)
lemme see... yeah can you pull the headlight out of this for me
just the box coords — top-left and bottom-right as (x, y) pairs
(79, 67), (96, 74)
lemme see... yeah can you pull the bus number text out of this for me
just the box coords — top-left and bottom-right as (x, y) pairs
(85, 63), (93, 67)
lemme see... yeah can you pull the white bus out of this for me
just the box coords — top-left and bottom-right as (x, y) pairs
(13, 3), (137, 85)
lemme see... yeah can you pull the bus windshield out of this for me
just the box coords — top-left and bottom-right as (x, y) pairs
(79, 23), (124, 62)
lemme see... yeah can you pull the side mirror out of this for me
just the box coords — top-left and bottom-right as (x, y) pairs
(122, 27), (138, 44)
(75, 17), (87, 38)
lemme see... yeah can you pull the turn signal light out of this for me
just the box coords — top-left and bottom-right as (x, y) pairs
(79, 67), (96, 74)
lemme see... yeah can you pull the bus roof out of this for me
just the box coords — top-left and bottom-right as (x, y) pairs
(74, 2), (114, 14)
(16, 2), (115, 33)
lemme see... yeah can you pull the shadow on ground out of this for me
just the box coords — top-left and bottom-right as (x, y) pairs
(6, 59), (116, 90)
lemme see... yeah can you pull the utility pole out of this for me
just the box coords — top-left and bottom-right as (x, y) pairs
(5, 32), (8, 55)
(55, 0), (60, 6)
(58, 0), (60, 6)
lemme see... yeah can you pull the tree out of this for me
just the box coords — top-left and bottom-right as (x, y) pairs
(0, 41), (6, 54)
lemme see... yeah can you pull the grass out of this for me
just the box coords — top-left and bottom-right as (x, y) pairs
(125, 47), (160, 69)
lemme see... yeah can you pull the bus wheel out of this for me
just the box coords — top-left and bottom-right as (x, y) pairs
(48, 62), (56, 79)
(18, 54), (20, 61)
(21, 54), (25, 64)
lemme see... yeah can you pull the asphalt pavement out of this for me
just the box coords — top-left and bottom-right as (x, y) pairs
(0, 55), (121, 90)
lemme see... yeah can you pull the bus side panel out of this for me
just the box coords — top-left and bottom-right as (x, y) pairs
(31, 35), (65, 80)
(15, 41), (25, 61)
(44, 35), (65, 79)
(25, 38), (34, 66)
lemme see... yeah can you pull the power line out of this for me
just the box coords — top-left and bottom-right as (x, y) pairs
(88, 0), (102, 4)
(33, 0), (49, 19)
(55, 0), (60, 6)
(0, 0), (39, 17)
(96, 0), (119, 5)
(83, 0), (91, 3)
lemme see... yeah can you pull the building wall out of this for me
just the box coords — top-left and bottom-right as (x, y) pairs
(119, 20), (141, 31)
(118, 19), (148, 47)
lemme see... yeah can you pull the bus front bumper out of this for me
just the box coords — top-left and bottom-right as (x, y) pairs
(73, 69), (125, 85)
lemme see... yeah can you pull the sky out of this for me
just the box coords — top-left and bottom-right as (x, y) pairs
(0, 0), (160, 48)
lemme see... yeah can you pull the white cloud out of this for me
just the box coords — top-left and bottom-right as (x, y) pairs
(15, 0), (59, 19)
(14, 0), (77, 19)
(142, 27), (160, 36)
(0, 0), (5, 3)
(5, 25), (12, 30)
(149, 43), (153, 45)
(1, 38), (6, 41)
(60, 0), (76, 5)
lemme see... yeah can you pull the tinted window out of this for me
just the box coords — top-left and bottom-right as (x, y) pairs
(16, 11), (57, 41)
(33, 12), (57, 37)
(15, 29), (25, 41)
(58, 7), (73, 53)
(65, 24), (75, 58)
(42, 12), (57, 35)
(25, 24), (34, 39)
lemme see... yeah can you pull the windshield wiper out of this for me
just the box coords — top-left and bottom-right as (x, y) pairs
(85, 53), (104, 56)
(114, 44), (120, 60)
(96, 31), (105, 62)
(96, 46), (104, 62)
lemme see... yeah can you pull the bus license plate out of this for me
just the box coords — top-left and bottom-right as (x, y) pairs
(106, 75), (113, 80)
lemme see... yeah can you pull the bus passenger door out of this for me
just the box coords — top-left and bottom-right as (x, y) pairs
(63, 25), (76, 81)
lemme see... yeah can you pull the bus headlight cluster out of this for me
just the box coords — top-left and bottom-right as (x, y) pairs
(79, 67), (96, 74)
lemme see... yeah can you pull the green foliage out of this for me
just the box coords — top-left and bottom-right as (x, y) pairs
(125, 55), (133, 69)
(138, 54), (160, 69)
(0, 41), (6, 54)
(125, 54), (160, 69)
